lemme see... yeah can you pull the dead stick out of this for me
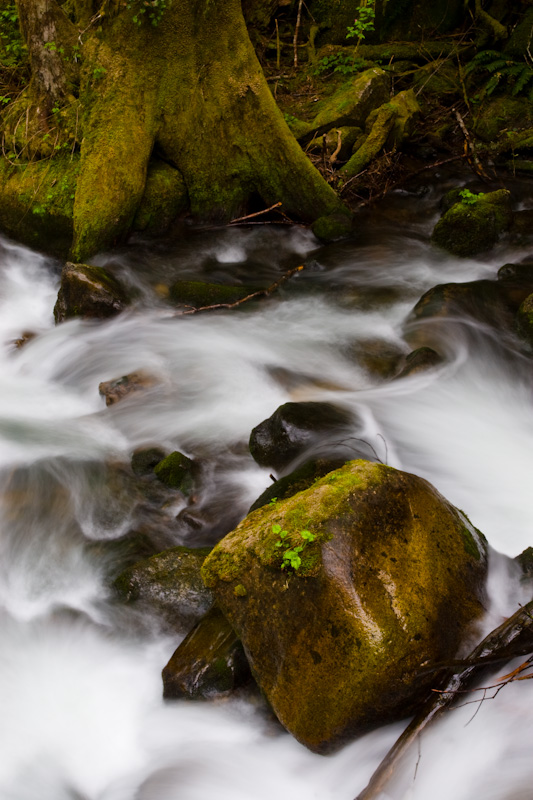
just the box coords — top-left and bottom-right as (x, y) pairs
(355, 598), (533, 800)
(228, 202), (283, 225)
(293, 0), (304, 68)
(177, 265), (305, 316)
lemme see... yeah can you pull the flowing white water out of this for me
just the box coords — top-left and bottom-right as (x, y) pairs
(1, 199), (533, 800)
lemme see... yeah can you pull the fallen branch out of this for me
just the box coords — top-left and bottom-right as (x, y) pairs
(355, 598), (533, 800)
(228, 202), (283, 225)
(293, 0), (304, 68)
(177, 265), (305, 316)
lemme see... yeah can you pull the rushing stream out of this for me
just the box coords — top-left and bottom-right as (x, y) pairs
(2, 180), (533, 800)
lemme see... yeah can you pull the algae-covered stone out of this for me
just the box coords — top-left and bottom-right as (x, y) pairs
(131, 446), (167, 477)
(312, 210), (353, 243)
(162, 605), (251, 699)
(114, 545), (213, 632)
(249, 401), (353, 471)
(340, 102), (398, 180)
(53, 262), (130, 323)
(431, 189), (512, 257)
(474, 97), (533, 143)
(202, 460), (487, 752)
(154, 451), (194, 494)
(249, 457), (347, 512)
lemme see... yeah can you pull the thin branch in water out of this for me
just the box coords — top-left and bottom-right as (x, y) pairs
(175, 265), (305, 316)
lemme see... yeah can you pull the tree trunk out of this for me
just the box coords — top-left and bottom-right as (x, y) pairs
(3, 0), (344, 260)
(16, 0), (68, 107)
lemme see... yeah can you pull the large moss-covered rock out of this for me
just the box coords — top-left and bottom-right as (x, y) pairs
(114, 545), (213, 632)
(431, 190), (512, 257)
(53, 262), (130, 323)
(162, 605), (251, 699)
(516, 293), (533, 348)
(154, 451), (195, 494)
(296, 69), (390, 145)
(249, 401), (353, 471)
(202, 460), (487, 752)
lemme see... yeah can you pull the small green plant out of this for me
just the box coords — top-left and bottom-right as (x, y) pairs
(126, 0), (169, 26)
(268, 497), (278, 507)
(314, 53), (367, 77)
(346, 0), (375, 51)
(92, 66), (107, 81)
(272, 523), (316, 571)
(0, 95), (11, 105)
(459, 188), (484, 205)
(465, 50), (533, 102)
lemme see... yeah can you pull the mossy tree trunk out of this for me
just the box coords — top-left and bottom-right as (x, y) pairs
(1, 0), (343, 260)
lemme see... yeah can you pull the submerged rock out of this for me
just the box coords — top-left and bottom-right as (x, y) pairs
(431, 189), (512, 257)
(202, 460), (487, 752)
(114, 545), (213, 632)
(162, 605), (251, 699)
(54, 262), (130, 323)
(249, 401), (354, 471)
(131, 446), (167, 477)
(99, 370), (159, 406)
(169, 280), (254, 309)
(395, 347), (444, 378)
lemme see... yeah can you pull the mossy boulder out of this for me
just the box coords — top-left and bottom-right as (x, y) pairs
(296, 69), (390, 146)
(154, 451), (195, 495)
(202, 460), (487, 752)
(249, 401), (354, 471)
(249, 457), (347, 512)
(474, 97), (533, 143)
(53, 262), (130, 323)
(114, 545), (213, 632)
(169, 280), (255, 309)
(162, 605), (251, 699)
(431, 189), (512, 257)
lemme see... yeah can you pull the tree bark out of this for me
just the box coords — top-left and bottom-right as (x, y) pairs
(16, 0), (68, 106)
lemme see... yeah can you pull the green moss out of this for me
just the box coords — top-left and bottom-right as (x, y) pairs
(234, 583), (247, 597)
(154, 451), (194, 493)
(133, 159), (189, 234)
(339, 102), (398, 180)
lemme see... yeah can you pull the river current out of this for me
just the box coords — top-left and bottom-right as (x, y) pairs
(1, 183), (533, 800)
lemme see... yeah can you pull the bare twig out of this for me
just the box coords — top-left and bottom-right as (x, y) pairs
(330, 129), (342, 166)
(228, 202), (283, 224)
(176, 265), (305, 316)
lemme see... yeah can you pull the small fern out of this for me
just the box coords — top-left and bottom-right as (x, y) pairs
(466, 49), (533, 101)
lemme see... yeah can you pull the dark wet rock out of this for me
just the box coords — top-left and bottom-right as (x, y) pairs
(202, 460), (488, 753)
(431, 190), (512, 257)
(154, 451), (195, 494)
(516, 293), (533, 348)
(131, 446), (167, 477)
(99, 370), (159, 407)
(114, 545), (213, 632)
(249, 401), (354, 471)
(405, 278), (518, 348)
(53, 262), (130, 323)
(249, 457), (347, 512)
(162, 605), (251, 699)
(87, 530), (161, 579)
(169, 280), (254, 309)
(395, 347), (444, 378)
